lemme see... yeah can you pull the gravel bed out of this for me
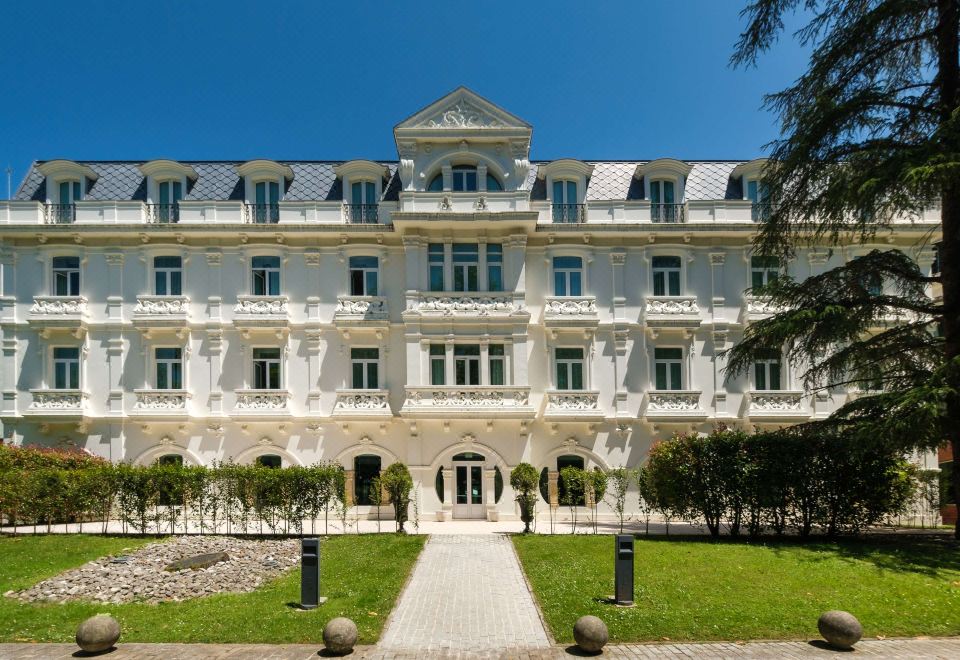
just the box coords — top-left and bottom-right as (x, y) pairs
(7, 536), (300, 604)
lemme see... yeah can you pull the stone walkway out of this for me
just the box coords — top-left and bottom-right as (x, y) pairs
(378, 534), (551, 653)
(3, 638), (960, 658)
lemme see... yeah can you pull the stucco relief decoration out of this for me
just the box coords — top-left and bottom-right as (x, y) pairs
(433, 390), (505, 406)
(646, 298), (700, 315)
(234, 297), (288, 315)
(335, 392), (389, 410)
(236, 392), (288, 410)
(134, 391), (187, 410)
(751, 393), (803, 411)
(31, 297), (86, 315)
(418, 295), (515, 315)
(648, 393), (701, 411)
(336, 297), (387, 316)
(544, 298), (597, 316)
(30, 391), (84, 409)
(548, 392), (599, 410)
(422, 101), (503, 129)
(134, 296), (188, 315)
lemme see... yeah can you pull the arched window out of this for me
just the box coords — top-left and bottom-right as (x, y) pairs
(354, 454), (382, 505)
(427, 166), (503, 192)
(486, 173), (503, 192)
(428, 173), (444, 192)
(256, 454), (282, 468)
(557, 455), (585, 506)
(157, 454), (183, 466)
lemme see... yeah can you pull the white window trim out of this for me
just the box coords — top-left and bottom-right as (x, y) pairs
(548, 248), (593, 297)
(50, 345), (82, 390)
(249, 252), (284, 296)
(348, 254), (380, 296)
(752, 353), (785, 391)
(350, 346), (382, 390)
(50, 254), (82, 297)
(251, 346), (284, 390)
(650, 254), (684, 296)
(652, 345), (687, 391)
(151, 253), (185, 296)
(553, 345), (588, 391)
(152, 345), (186, 390)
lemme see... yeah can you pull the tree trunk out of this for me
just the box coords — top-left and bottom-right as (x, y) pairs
(935, 0), (960, 540)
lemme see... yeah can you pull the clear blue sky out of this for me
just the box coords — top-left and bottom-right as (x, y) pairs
(0, 1), (809, 196)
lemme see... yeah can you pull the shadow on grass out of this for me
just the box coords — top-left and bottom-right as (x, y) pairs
(632, 533), (960, 577)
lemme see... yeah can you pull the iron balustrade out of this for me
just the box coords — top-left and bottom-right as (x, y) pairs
(245, 203), (280, 224)
(552, 203), (585, 223)
(345, 203), (379, 224)
(44, 203), (75, 224)
(146, 203), (180, 224)
(651, 203), (686, 223)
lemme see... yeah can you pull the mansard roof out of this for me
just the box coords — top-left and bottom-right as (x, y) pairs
(15, 159), (746, 203)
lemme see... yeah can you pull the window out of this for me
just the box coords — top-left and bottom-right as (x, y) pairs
(552, 180), (580, 222)
(747, 179), (770, 221)
(452, 243), (479, 292)
(52, 256), (80, 296)
(253, 180), (280, 223)
(354, 455), (382, 505)
(855, 365), (884, 391)
(654, 347), (683, 390)
(157, 454), (183, 467)
(154, 256), (183, 296)
(252, 256), (280, 296)
(351, 348), (379, 389)
(553, 256), (583, 296)
(59, 180), (82, 204)
(156, 180), (182, 223)
(454, 344), (481, 385)
(429, 243), (445, 291)
(753, 349), (782, 391)
(489, 344), (505, 386)
(53, 347), (80, 389)
(555, 347), (584, 390)
(428, 173), (444, 192)
(750, 256), (780, 289)
(864, 273), (883, 296)
(487, 243), (503, 291)
(452, 166), (478, 192)
(155, 347), (183, 389)
(350, 181), (378, 223)
(557, 455), (586, 506)
(430, 344), (446, 385)
(486, 173), (503, 191)
(349, 256), (379, 296)
(650, 179), (678, 222)
(253, 348), (282, 390)
(257, 454), (282, 469)
(652, 256), (681, 296)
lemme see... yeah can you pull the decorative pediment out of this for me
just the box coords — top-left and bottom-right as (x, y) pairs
(396, 87), (531, 133)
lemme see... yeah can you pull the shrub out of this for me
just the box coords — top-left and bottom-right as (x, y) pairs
(380, 462), (413, 533)
(510, 463), (539, 533)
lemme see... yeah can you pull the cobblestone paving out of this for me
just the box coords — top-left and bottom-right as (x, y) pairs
(378, 534), (551, 653)
(3, 639), (960, 658)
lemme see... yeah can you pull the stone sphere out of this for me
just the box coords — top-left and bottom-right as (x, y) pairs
(573, 615), (609, 653)
(76, 614), (121, 654)
(322, 617), (358, 655)
(818, 610), (863, 649)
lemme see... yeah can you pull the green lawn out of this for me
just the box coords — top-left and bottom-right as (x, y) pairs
(0, 533), (424, 644)
(513, 534), (960, 643)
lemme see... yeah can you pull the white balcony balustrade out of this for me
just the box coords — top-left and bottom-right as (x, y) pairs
(332, 389), (392, 418)
(405, 292), (524, 319)
(234, 389), (290, 414)
(26, 389), (87, 417)
(132, 389), (190, 415)
(746, 390), (809, 421)
(645, 390), (706, 421)
(233, 295), (289, 328)
(543, 390), (604, 420)
(334, 296), (388, 324)
(645, 296), (701, 327)
(402, 386), (533, 418)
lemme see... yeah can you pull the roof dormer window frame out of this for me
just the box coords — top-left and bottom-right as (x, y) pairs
(538, 159), (594, 206)
(139, 160), (198, 205)
(731, 158), (770, 201)
(633, 159), (692, 203)
(334, 160), (389, 204)
(37, 160), (98, 205)
(237, 160), (294, 206)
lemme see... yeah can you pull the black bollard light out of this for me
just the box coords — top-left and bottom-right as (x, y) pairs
(614, 534), (634, 605)
(301, 538), (321, 609)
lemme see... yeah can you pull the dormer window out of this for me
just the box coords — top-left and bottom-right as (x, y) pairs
(156, 180), (182, 223)
(650, 179), (678, 222)
(253, 180), (280, 224)
(38, 160), (98, 224)
(350, 181), (378, 223)
(427, 166), (503, 192)
(732, 158), (771, 222)
(633, 159), (691, 224)
(237, 160), (293, 225)
(540, 160), (593, 224)
(334, 160), (388, 224)
(139, 161), (197, 224)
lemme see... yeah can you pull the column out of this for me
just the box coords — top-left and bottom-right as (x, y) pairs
(441, 467), (454, 520)
(610, 251), (628, 415)
(105, 252), (125, 416)
(0, 248), (16, 417)
(480, 339), (490, 385)
(506, 234), (527, 294)
(548, 470), (559, 509)
(484, 467), (498, 520)
(478, 240), (488, 291)
(206, 251), (224, 414)
(306, 329), (322, 414)
(443, 242), (453, 292)
(344, 470), (355, 507)
(709, 252), (727, 417)
(445, 339), (455, 386)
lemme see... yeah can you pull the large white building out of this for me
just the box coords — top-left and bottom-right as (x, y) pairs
(0, 88), (942, 521)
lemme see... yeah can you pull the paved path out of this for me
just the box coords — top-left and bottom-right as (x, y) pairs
(378, 534), (551, 653)
(4, 639), (960, 658)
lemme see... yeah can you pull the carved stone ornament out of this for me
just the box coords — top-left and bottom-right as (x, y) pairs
(335, 296), (387, 317)
(134, 391), (187, 410)
(234, 296), (288, 315)
(750, 392), (803, 411)
(646, 297), (700, 315)
(648, 392), (701, 411)
(335, 391), (389, 410)
(544, 297), (597, 316)
(30, 296), (86, 315)
(547, 392), (599, 410)
(421, 101), (504, 129)
(416, 294), (516, 316)
(134, 296), (188, 315)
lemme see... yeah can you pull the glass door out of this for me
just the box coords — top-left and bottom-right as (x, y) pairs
(453, 461), (484, 518)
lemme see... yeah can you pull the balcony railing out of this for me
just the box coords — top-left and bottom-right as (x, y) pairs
(651, 203), (685, 223)
(551, 203), (585, 223)
(333, 389), (392, 417)
(334, 295), (388, 322)
(543, 390), (604, 419)
(407, 292), (523, 318)
(132, 389), (190, 413)
(344, 204), (379, 224)
(243, 203), (280, 224)
(402, 386), (533, 417)
(146, 203), (179, 224)
(29, 295), (87, 319)
(746, 390), (808, 419)
(27, 389), (87, 415)
(751, 202), (773, 222)
(44, 203), (75, 224)
(645, 296), (702, 326)
(645, 390), (706, 420)
(234, 389), (290, 412)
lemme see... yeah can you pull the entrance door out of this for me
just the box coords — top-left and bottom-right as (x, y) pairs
(453, 461), (484, 518)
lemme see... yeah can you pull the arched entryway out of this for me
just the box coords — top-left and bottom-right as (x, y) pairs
(451, 452), (486, 519)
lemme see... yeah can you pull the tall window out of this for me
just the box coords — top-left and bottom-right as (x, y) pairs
(254, 180), (280, 223)
(750, 256), (780, 289)
(350, 181), (377, 223)
(753, 349), (782, 391)
(654, 347), (683, 390)
(452, 166), (478, 192)
(452, 243), (479, 292)
(252, 256), (280, 296)
(552, 180), (579, 222)
(454, 345), (481, 385)
(158, 454), (183, 467)
(652, 256), (681, 296)
(747, 179), (769, 221)
(489, 344), (505, 386)
(351, 348), (379, 389)
(154, 256), (183, 296)
(354, 455), (382, 506)
(650, 179), (677, 222)
(430, 344), (446, 385)
(253, 348), (282, 390)
(349, 256), (379, 296)
(53, 347), (80, 389)
(155, 347), (183, 389)
(864, 273), (883, 296)
(429, 243), (445, 291)
(555, 348), (585, 390)
(52, 256), (80, 296)
(487, 243), (503, 292)
(59, 180), (82, 204)
(157, 180), (182, 222)
(553, 256), (583, 296)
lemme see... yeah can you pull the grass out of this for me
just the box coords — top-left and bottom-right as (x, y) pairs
(513, 534), (960, 643)
(0, 533), (424, 644)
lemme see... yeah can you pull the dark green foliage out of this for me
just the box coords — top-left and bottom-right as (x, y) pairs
(510, 462), (539, 533)
(379, 462), (413, 533)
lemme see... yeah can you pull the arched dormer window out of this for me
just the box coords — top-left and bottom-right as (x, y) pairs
(427, 165), (503, 192)
(334, 160), (388, 224)
(139, 160), (198, 224)
(634, 159), (692, 224)
(37, 160), (98, 224)
(237, 160), (294, 225)
(538, 159), (593, 224)
(732, 158), (771, 222)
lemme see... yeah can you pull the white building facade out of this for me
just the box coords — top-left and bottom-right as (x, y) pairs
(0, 88), (942, 521)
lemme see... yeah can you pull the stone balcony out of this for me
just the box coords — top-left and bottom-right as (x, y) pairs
(644, 390), (707, 421)
(131, 389), (190, 416)
(542, 296), (599, 328)
(401, 386), (533, 418)
(333, 296), (389, 326)
(332, 389), (393, 419)
(132, 295), (189, 330)
(745, 390), (809, 421)
(404, 291), (526, 321)
(28, 296), (88, 335)
(742, 295), (786, 323)
(25, 389), (87, 417)
(234, 389), (291, 415)
(233, 295), (289, 330)
(542, 390), (604, 421)
(644, 296), (701, 328)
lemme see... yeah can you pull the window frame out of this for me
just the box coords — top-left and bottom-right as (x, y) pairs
(554, 346), (586, 391)
(653, 346), (685, 391)
(153, 255), (184, 296)
(753, 349), (783, 391)
(252, 346), (283, 390)
(454, 344), (481, 386)
(351, 347), (380, 390)
(651, 255), (682, 296)
(552, 255), (584, 297)
(52, 345), (81, 390)
(51, 255), (81, 296)
(348, 255), (380, 296)
(429, 344), (446, 386)
(251, 255), (282, 296)
(154, 346), (184, 390)
(750, 255), (780, 289)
